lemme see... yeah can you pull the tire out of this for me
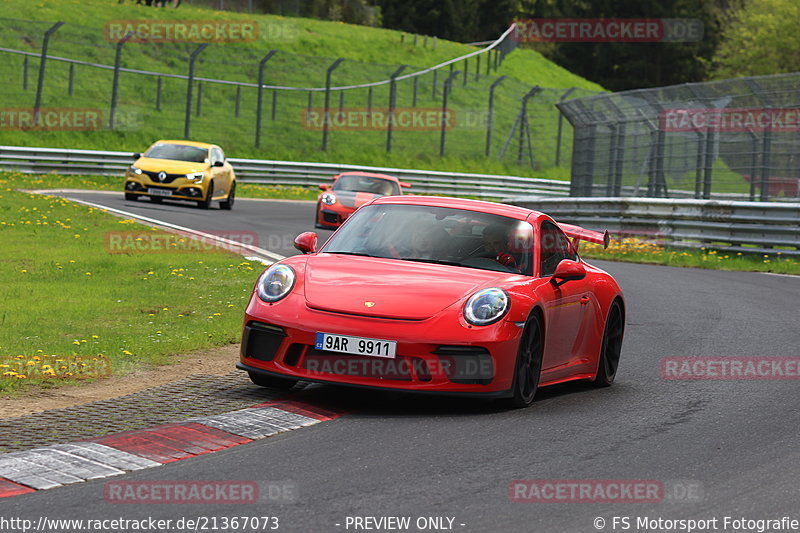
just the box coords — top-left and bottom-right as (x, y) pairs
(220, 182), (235, 210)
(124, 193), (138, 201)
(247, 371), (298, 390)
(198, 181), (214, 209)
(593, 299), (624, 387)
(506, 311), (544, 408)
(149, 196), (162, 203)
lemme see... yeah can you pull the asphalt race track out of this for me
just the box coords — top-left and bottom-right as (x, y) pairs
(2, 191), (798, 532)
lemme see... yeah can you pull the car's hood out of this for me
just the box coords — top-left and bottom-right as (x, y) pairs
(333, 190), (381, 209)
(134, 157), (209, 174)
(303, 253), (509, 320)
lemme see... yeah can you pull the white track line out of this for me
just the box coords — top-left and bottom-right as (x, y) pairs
(62, 196), (286, 263)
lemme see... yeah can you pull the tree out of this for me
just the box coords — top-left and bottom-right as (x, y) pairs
(711, 0), (800, 78)
(516, 0), (725, 90)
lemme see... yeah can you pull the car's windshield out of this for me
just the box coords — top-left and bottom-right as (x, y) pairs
(332, 175), (400, 196)
(145, 143), (208, 163)
(321, 204), (534, 275)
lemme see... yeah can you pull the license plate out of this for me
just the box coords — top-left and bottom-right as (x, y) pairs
(148, 188), (172, 197)
(315, 332), (396, 359)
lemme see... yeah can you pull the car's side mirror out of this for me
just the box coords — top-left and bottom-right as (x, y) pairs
(294, 232), (318, 255)
(399, 181), (412, 188)
(133, 152), (141, 160)
(212, 160), (224, 167)
(318, 184), (330, 191)
(550, 259), (586, 287)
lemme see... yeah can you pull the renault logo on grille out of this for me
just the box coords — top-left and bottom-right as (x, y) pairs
(157, 171), (167, 182)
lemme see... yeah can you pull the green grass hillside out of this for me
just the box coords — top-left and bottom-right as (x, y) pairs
(0, 0), (603, 177)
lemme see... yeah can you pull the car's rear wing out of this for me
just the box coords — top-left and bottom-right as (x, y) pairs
(558, 223), (610, 250)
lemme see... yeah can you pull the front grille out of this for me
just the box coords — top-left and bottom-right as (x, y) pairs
(321, 211), (339, 224)
(432, 346), (494, 385)
(283, 343), (304, 366)
(143, 170), (183, 184)
(302, 348), (412, 381)
(242, 322), (286, 362)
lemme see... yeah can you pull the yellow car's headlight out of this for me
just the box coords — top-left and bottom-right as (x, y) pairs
(186, 172), (205, 183)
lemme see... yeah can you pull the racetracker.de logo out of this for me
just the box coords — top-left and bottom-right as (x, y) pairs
(0, 108), (102, 131)
(513, 18), (703, 43)
(104, 481), (259, 504)
(660, 108), (800, 133)
(509, 480), (663, 503)
(301, 108), (455, 131)
(104, 230), (260, 254)
(104, 20), (259, 43)
(661, 357), (800, 380)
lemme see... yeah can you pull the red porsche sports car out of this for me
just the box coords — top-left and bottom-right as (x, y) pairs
(315, 171), (411, 229)
(239, 196), (625, 407)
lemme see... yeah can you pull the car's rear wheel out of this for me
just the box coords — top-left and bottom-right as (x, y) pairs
(507, 311), (544, 408)
(198, 181), (214, 209)
(220, 182), (235, 210)
(593, 299), (624, 387)
(124, 193), (137, 201)
(247, 371), (298, 390)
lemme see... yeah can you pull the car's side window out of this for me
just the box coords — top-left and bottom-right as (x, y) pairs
(539, 221), (576, 276)
(211, 148), (223, 164)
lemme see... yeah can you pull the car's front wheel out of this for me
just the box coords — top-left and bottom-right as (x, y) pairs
(124, 193), (138, 201)
(247, 371), (298, 390)
(220, 182), (235, 210)
(198, 181), (214, 209)
(507, 311), (544, 408)
(593, 299), (624, 387)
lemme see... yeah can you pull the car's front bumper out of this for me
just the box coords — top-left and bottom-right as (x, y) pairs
(124, 175), (207, 201)
(239, 295), (523, 396)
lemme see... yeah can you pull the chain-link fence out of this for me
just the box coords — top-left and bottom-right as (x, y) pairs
(558, 73), (800, 201)
(0, 17), (600, 175)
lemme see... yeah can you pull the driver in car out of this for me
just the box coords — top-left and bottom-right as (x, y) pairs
(481, 223), (517, 270)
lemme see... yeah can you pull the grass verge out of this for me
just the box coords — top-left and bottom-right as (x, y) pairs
(0, 173), (263, 394)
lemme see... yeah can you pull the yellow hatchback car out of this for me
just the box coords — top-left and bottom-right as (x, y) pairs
(123, 140), (236, 210)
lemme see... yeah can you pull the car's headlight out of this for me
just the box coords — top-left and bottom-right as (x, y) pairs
(321, 193), (337, 205)
(186, 172), (205, 182)
(129, 166), (142, 175)
(256, 264), (296, 303)
(464, 288), (509, 326)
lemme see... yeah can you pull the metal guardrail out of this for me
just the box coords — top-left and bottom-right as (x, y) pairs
(507, 196), (800, 255)
(0, 145), (571, 199)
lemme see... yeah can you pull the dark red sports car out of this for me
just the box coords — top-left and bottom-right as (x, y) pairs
(239, 196), (624, 407)
(315, 171), (411, 229)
